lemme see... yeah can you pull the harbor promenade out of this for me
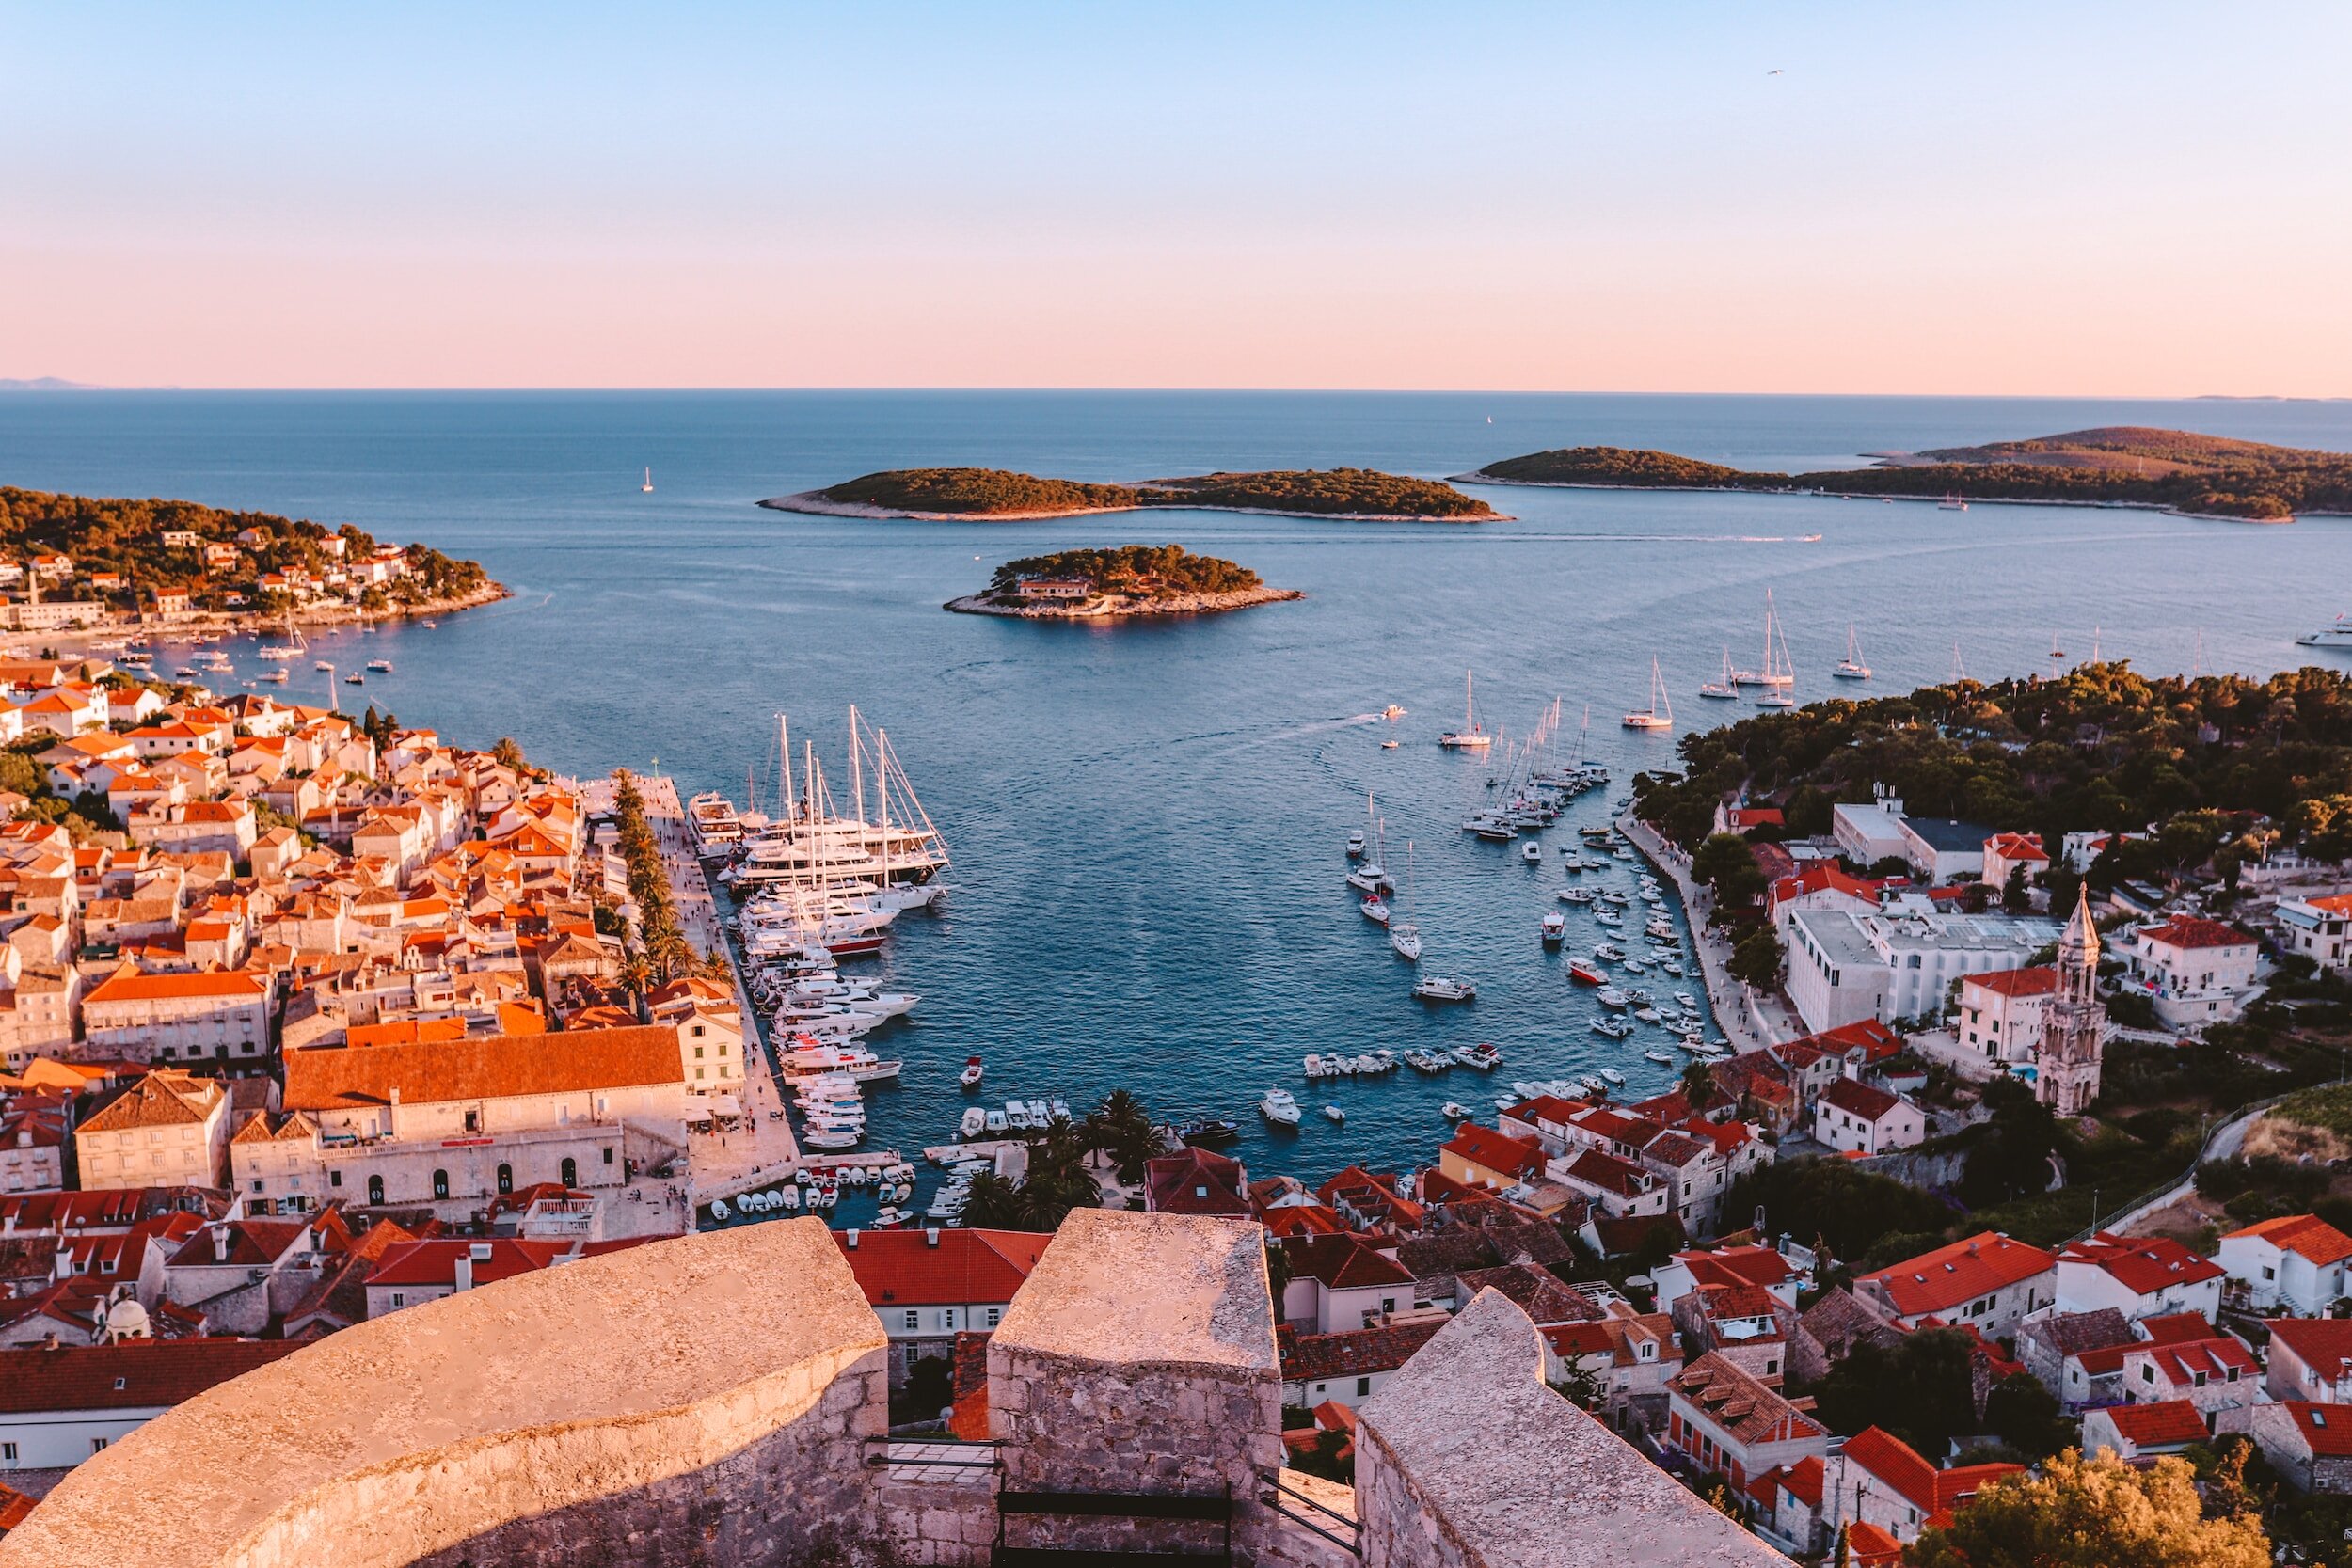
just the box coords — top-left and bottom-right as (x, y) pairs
(634, 774), (803, 1209)
(1617, 812), (1799, 1050)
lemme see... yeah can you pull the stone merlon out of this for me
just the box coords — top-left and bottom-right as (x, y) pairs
(1355, 1288), (1790, 1568)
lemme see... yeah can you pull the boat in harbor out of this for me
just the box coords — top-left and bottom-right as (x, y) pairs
(1592, 1017), (1631, 1039)
(1381, 704), (1406, 720)
(1597, 1067), (1626, 1086)
(1520, 841), (1543, 863)
(1442, 1101), (1470, 1119)
(1833, 624), (1871, 680)
(960, 1055), (984, 1089)
(1558, 887), (1594, 905)
(1732, 591), (1797, 688)
(1438, 670), (1493, 750)
(367, 658), (393, 673)
(1597, 987), (1629, 1008)
(1645, 1049), (1676, 1065)
(1261, 1088), (1302, 1128)
(1360, 894), (1391, 925)
(1412, 974), (1476, 1004)
(1699, 647), (1739, 701)
(1174, 1116), (1240, 1148)
(2298, 613), (2352, 648)
(1541, 911), (1566, 945)
(959, 1106), (987, 1139)
(1323, 1104), (1344, 1124)
(1622, 657), (1673, 731)
(1346, 829), (1366, 858)
(1389, 841), (1422, 961)
(1568, 958), (1605, 985)
(1454, 1042), (1501, 1070)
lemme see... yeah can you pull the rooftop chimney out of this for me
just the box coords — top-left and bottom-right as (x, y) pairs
(453, 1254), (473, 1292)
(213, 1226), (230, 1264)
(925, 1228), (941, 1248)
(844, 1229), (859, 1249)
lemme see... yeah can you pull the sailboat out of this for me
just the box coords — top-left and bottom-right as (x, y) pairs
(1346, 796), (1391, 894)
(1732, 591), (1796, 688)
(1699, 647), (1739, 700)
(1833, 624), (1871, 681)
(2050, 634), (2066, 660)
(1389, 841), (1422, 961)
(1438, 670), (1492, 749)
(1623, 657), (1674, 730)
(642, 467), (655, 494)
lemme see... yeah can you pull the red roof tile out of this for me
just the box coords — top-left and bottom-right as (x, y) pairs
(2267, 1317), (2352, 1382)
(1858, 1232), (2057, 1318)
(2285, 1401), (2352, 1457)
(1281, 1320), (1442, 1383)
(2059, 1232), (2225, 1296)
(0, 1337), (298, 1414)
(2225, 1213), (2352, 1265)
(830, 1227), (1048, 1307)
(2100, 1399), (2207, 1447)
(283, 1024), (682, 1110)
(1438, 1125), (1547, 1182)
(1963, 965), (2059, 1000)
(2141, 915), (2251, 951)
(1282, 1233), (1413, 1291)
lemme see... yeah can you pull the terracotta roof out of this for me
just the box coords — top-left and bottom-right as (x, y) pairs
(2140, 915), (2251, 951)
(829, 1227), (1047, 1307)
(1803, 1019), (1906, 1061)
(2100, 1399), (2207, 1448)
(1144, 1148), (1250, 1216)
(1454, 1265), (1601, 1327)
(84, 968), (268, 1006)
(2133, 1334), (2256, 1387)
(1769, 863), (1885, 911)
(1558, 1148), (1657, 1200)
(2266, 1317), (2352, 1383)
(1844, 1521), (1901, 1566)
(1840, 1425), (1943, 1513)
(1778, 1454), (1824, 1509)
(2022, 1307), (2133, 1360)
(1670, 1350), (1825, 1447)
(2058, 1232), (2225, 1296)
(2225, 1212), (2352, 1265)
(1819, 1077), (1903, 1121)
(1984, 832), (2048, 862)
(2284, 1402), (2352, 1457)
(1281, 1320), (1443, 1383)
(368, 1238), (571, 1288)
(78, 1070), (224, 1133)
(167, 1220), (313, 1270)
(1438, 1124), (1547, 1182)
(1858, 1232), (2056, 1317)
(1282, 1233), (1413, 1291)
(1670, 1245), (1795, 1293)
(0, 1338), (299, 1414)
(1963, 965), (2059, 1000)
(282, 1024), (684, 1110)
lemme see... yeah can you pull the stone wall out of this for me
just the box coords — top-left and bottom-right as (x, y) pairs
(0, 1217), (889, 1568)
(1355, 1290), (1791, 1568)
(989, 1210), (1283, 1561)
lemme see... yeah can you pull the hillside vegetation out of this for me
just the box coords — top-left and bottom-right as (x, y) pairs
(985, 545), (1263, 598)
(0, 487), (491, 611)
(816, 467), (1494, 519)
(1472, 425), (2352, 520)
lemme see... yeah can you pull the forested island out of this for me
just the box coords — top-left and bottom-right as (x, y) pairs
(944, 544), (1301, 620)
(0, 487), (505, 629)
(1462, 426), (2352, 521)
(763, 466), (1501, 522)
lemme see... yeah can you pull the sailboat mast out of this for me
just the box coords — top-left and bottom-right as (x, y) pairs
(875, 725), (892, 882)
(778, 714), (795, 826)
(847, 705), (866, 831)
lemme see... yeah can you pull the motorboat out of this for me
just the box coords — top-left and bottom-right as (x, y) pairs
(1003, 1100), (1033, 1131)
(1635, 1008), (1663, 1024)
(984, 1109), (1009, 1133)
(1346, 830), (1367, 858)
(1175, 1117), (1240, 1147)
(1442, 1101), (1470, 1119)
(961, 1055), (984, 1089)
(1521, 842), (1544, 864)
(1454, 1042), (1502, 1070)
(1597, 988), (1629, 1008)
(313, 659), (334, 671)
(1381, 704), (1407, 720)
(1593, 943), (1626, 961)
(1389, 921), (1422, 961)
(1412, 974), (1476, 1004)
(1324, 1104), (1344, 1124)
(959, 1106), (987, 1139)
(1361, 895), (1391, 925)
(1025, 1098), (1050, 1125)
(1050, 1099), (1072, 1122)
(709, 1198), (732, 1222)
(1568, 959), (1605, 985)
(1404, 1050), (1450, 1073)
(1580, 1075), (1609, 1094)
(344, 673), (365, 685)
(1541, 911), (1566, 944)
(367, 658), (393, 673)
(1645, 1050), (1676, 1065)
(1675, 992), (1698, 1010)
(1592, 1018), (1631, 1039)
(1261, 1088), (1302, 1127)
(1558, 887), (1595, 905)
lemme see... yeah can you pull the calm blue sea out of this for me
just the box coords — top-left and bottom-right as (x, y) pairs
(6, 390), (2352, 1203)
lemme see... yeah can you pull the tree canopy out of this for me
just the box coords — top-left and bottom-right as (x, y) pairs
(987, 545), (1263, 599)
(1908, 1449), (2269, 1568)
(816, 467), (1495, 519)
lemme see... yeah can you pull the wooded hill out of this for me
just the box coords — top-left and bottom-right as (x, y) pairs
(1473, 426), (2352, 520)
(986, 545), (1263, 598)
(817, 467), (1495, 519)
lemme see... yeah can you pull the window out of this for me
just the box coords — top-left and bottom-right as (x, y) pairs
(330, 1170), (342, 1188)
(2142, 1364), (2156, 1385)
(390, 1292), (405, 1308)
(601, 1148), (613, 1165)
(1357, 1377), (1373, 1397)
(563, 1157), (580, 1186)
(904, 1310), (919, 1330)
(694, 1046), (704, 1059)
(433, 1168), (451, 1200)
(985, 1307), (1001, 1328)
(368, 1175), (385, 1205)
(91, 1438), (108, 1454)
(2, 1441), (15, 1464)
(497, 1164), (513, 1196)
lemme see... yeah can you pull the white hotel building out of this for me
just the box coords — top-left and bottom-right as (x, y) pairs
(1786, 906), (2060, 1034)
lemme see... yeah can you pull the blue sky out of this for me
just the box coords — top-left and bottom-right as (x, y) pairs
(4, 3), (2347, 391)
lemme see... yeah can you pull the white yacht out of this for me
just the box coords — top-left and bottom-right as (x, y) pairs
(1834, 623), (1872, 680)
(1346, 829), (1367, 858)
(1732, 590), (1798, 688)
(958, 1106), (987, 1139)
(1623, 657), (1674, 731)
(2299, 613), (2352, 647)
(1389, 921), (1422, 962)
(1412, 974), (1476, 1004)
(1438, 670), (1493, 749)
(1261, 1088), (1302, 1127)
(1699, 647), (1740, 701)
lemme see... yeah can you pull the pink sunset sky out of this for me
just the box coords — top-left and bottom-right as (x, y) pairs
(6, 4), (2348, 395)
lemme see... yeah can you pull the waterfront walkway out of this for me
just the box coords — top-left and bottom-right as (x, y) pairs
(1617, 813), (1800, 1051)
(635, 773), (802, 1208)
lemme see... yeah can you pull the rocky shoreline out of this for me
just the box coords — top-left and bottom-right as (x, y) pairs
(1448, 470), (2317, 525)
(761, 491), (1503, 524)
(944, 586), (1303, 620)
(24, 582), (514, 654)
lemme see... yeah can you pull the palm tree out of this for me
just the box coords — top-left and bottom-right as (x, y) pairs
(617, 954), (654, 996)
(961, 1171), (1025, 1229)
(1090, 1089), (1158, 1182)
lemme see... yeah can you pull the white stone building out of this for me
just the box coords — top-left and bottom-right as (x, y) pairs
(74, 1069), (232, 1190)
(79, 967), (276, 1066)
(2121, 914), (2261, 1029)
(2218, 1214), (2352, 1317)
(1810, 1077), (1924, 1156)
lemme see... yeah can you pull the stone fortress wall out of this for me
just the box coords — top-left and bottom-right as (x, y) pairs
(0, 1211), (1788, 1568)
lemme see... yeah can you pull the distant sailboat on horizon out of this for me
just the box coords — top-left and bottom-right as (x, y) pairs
(642, 467), (655, 493)
(1833, 624), (1870, 681)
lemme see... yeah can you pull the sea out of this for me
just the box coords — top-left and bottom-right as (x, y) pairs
(7, 389), (2352, 1212)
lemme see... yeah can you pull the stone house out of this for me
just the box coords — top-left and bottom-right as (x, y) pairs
(2119, 1322), (2260, 1418)
(2082, 1398), (2208, 1464)
(1279, 1233), (1415, 1332)
(1549, 1147), (1670, 1218)
(74, 1070), (233, 1190)
(828, 1226), (1049, 1383)
(80, 967), (276, 1067)
(2053, 1233), (2224, 1322)
(1664, 1349), (1830, 1488)
(2014, 1307), (2133, 1406)
(2266, 1316), (2352, 1403)
(1811, 1077), (1923, 1155)
(159, 1217), (327, 1336)
(1853, 1231), (2057, 1339)
(2228, 1402), (2352, 1494)
(1279, 1319), (1444, 1411)
(1825, 1424), (2022, 1548)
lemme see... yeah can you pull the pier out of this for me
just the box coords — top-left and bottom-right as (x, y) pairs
(1617, 810), (1798, 1050)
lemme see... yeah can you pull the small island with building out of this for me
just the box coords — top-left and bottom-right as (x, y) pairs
(945, 544), (1301, 620)
(764, 466), (1502, 522)
(0, 485), (507, 639)
(1459, 425), (2352, 522)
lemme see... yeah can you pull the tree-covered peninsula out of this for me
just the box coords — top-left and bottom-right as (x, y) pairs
(763, 467), (1500, 521)
(1463, 426), (2352, 521)
(945, 544), (1300, 620)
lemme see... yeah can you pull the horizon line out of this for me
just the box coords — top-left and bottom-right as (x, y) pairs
(3, 384), (2344, 402)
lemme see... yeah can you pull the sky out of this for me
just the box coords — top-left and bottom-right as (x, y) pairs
(4, 3), (2349, 395)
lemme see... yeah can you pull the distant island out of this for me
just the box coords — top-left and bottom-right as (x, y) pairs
(944, 545), (1301, 620)
(1459, 426), (2352, 522)
(763, 466), (1502, 522)
(0, 486), (506, 637)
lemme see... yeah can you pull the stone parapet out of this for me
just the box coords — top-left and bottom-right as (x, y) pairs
(990, 1210), (1282, 1560)
(0, 1217), (888, 1568)
(1356, 1289), (1790, 1568)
